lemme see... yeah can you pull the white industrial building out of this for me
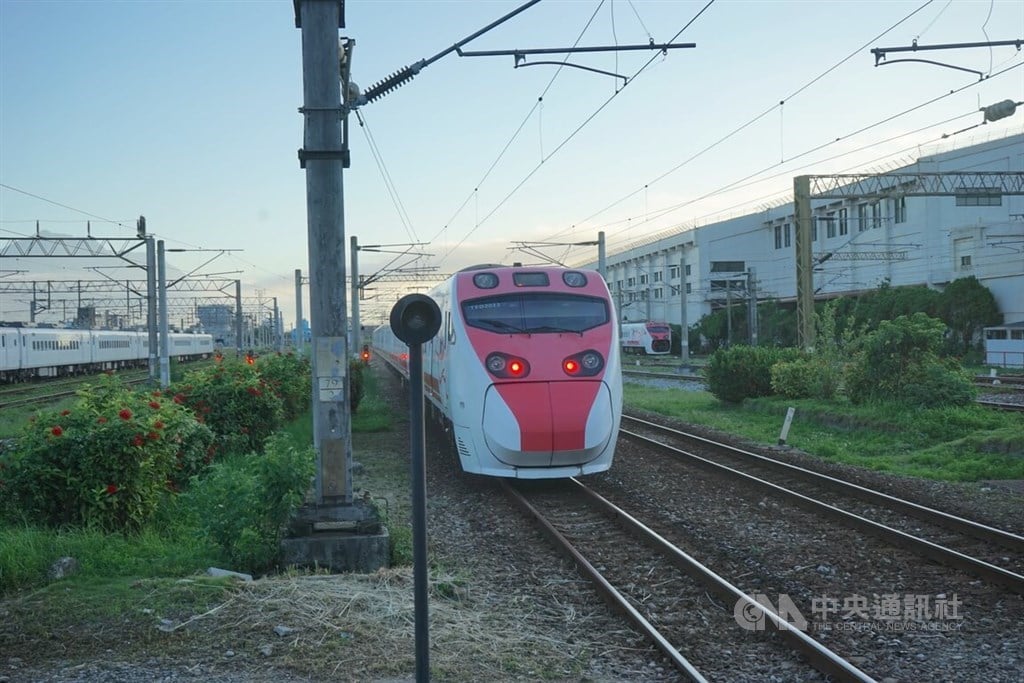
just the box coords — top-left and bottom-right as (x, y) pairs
(586, 132), (1024, 336)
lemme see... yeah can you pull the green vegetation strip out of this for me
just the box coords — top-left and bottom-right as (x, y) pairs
(623, 384), (1024, 482)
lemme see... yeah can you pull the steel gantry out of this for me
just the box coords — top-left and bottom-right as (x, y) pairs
(794, 171), (1024, 349)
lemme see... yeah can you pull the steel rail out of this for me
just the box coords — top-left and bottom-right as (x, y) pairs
(622, 414), (1024, 553)
(620, 426), (1024, 593)
(500, 481), (709, 683)
(503, 480), (876, 683)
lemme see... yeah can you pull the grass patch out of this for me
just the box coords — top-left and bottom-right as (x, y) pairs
(623, 383), (1024, 482)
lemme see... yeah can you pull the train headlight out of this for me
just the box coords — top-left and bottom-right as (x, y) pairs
(473, 272), (499, 289)
(562, 271), (588, 287)
(562, 349), (604, 377)
(486, 352), (530, 378)
(487, 354), (507, 373)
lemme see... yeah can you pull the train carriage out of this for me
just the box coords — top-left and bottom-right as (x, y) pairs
(621, 321), (672, 355)
(375, 264), (622, 479)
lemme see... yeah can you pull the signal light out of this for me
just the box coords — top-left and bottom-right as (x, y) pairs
(562, 350), (604, 377)
(245, 353), (255, 365)
(485, 352), (530, 379)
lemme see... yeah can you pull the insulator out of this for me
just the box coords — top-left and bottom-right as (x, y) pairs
(362, 67), (417, 104)
(982, 99), (1017, 123)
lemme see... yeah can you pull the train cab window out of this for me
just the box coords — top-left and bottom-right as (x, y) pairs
(463, 294), (609, 334)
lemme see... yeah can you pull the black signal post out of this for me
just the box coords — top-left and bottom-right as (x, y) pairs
(389, 293), (442, 682)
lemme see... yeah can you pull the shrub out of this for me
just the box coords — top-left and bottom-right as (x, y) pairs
(901, 362), (977, 408)
(172, 359), (284, 455)
(844, 313), (973, 406)
(706, 345), (802, 403)
(771, 357), (839, 399)
(180, 434), (314, 571)
(255, 352), (311, 421)
(350, 360), (365, 413)
(2, 376), (213, 531)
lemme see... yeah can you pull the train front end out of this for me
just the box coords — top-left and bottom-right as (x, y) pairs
(447, 266), (622, 478)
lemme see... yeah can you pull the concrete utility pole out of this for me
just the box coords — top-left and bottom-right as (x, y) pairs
(145, 237), (158, 381)
(234, 279), (243, 357)
(679, 251), (688, 363)
(351, 235), (360, 355)
(747, 268), (759, 347)
(273, 296), (281, 351)
(157, 240), (170, 388)
(295, 268), (304, 355)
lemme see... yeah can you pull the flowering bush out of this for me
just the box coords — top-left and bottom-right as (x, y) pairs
(171, 359), (284, 455)
(3, 375), (213, 531)
(255, 352), (311, 421)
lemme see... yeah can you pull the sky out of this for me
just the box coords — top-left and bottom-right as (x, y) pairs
(2, 0), (1023, 330)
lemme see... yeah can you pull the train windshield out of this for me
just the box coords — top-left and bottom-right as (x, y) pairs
(463, 294), (609, 334)
(648, 325), (670, 334)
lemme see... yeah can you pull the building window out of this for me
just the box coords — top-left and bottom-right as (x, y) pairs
(669, 265), (679, 279)
(653, 287), (663, 299)
(893, 196), (907, 224)
(616, 280), (623, 291)
(686, 283), (691, 294)
(956, 188), (1001, 206)
(839, 208), (848, 236)
(774, 225), (782, 249)
(871, 202), (881, 229)
(960, 255), (972, 270)
(653, 271), (662, 282)
(811, 221), (818, 242)
(685, 264), (691, 276)
(627, 277), (635, 287)
(711, 261), (745, 273)
(857, 204), (868, 231)
(1012, 330), (1024, 340)
(639, 273), (648, 285)
(825, 212), (837, 239)
(784, 223), (792, 248)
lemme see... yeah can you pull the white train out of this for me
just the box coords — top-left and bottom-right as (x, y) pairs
(621, 321), (672, 355)
(374, 265), (622, 479)
(0, 326), (214, 382)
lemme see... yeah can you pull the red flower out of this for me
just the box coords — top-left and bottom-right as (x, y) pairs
(60, 409), (71, 416)
(51, 426), (63, 437)
(152, 390), (162, 397)
(132, 434), (145, 447)
(119, 409), (132, 420)
(172, 393), (185, 404)
(106, 484), (118, 495)
(241, 426), (249, 434)
(97, 416), (108, 424)
(148, 431), (160, 441)
(247, 387), (260, 396)
(148, 401), (160, 410)
(154, 420), (165, 430)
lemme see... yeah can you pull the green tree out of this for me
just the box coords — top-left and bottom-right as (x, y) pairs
(939, 276), (1001, 354)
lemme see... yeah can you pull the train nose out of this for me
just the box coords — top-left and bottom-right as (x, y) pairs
(482, 381), (615, 467)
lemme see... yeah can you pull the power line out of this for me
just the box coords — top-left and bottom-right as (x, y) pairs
(436, 0), (717, 265)
(550, 0), (939, 241)
(356, 109), (419, 244)
(0, 183), (134, 230)
(571, 60), (1023, 257)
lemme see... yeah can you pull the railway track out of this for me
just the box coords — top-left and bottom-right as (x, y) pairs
(503, 478), (875, 682)
(0, 375), (152, 410)
(621, 414), (1024, 594)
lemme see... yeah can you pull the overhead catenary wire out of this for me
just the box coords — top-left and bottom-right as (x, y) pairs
(586, 59), (1023, 257)
(548, 0), (940, 243)
(436, 0), (717, 266)
(356, 109), (420, 244)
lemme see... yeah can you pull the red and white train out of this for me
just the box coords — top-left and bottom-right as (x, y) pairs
(374, 265), (622, 479)
(620, 321), (672, 355)
(0, 326), (214, 383)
